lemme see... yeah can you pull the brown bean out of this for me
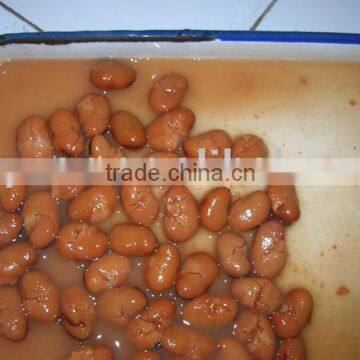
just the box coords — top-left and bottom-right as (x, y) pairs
(52, 185), (84, 201)
(217, 232), (250, 277)
(162, 185), (199, 242)
(149, 73), (189, 113)
(20, 270), (59, 322)
(68, 344), (114, 360)
(76, 93), (110, 137)
(56, 222), (108, 261)
(49, 108), (84, 156)
(144, 244), (180, 292)
(110, 223), (157, 256)
(232, 134), (268, 158)
(161, 326), (215, 359)
(0, 213), (22, 248)
(251, 220), (287, 278)
(183, 293), (238, 327)
(228, 191), (270, 231)
(176, 252), (218, 299)
(84, 253), (131, 293)
(90, 60), (136, 90)
(230, 277), (282, 314)
(276, 337), (306, 360)
(267, 185), (301, 223)
(146, 108), (195, 151)
(68, 186), (118, 223)
(130, 351), (160, 360)
(273, 288), (313, 338)
(23, 191), (59, 248)
(89, 135), (123, 158)
(61, 285), (95, 340)
(121, 185), (159, 226)
(217, 337), (251, 360)
(97, 285), (146, 326)
(234, 311), (276, 360)
(16, 116), (54, 158)
(111, 111), (146, 148)
(184, 130), (232, 158)
(126, 298), (176, 350)
(200, 187), (231, 231)
(0, 242), (37, 283)
(0, 286), (27, 341)
(0, 185), (26, 212)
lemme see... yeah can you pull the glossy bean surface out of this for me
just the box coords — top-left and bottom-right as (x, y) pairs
(0, 213), (22, 248)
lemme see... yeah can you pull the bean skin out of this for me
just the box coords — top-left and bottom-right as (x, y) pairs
(217, 337), (251, 360)
(61, 285), (95, 340)
(162, 185), (199, 243)
(276, 337), (307, 360)
(56, 222), (108, 261)
(200, 187), (231, 232)
(76, 93), (110, 137)
(68, 186), (119, 223)
(232, 134), (268, 158)
(0, 286), (27, 341)
(267, 185), (301, 223)
(110, 223), (158, 256)
(20, 270), (59, 322)
(121, 185), (159, 226)
(51, 185), (84, 201)
(111, 111), (146, 148)
(0, 242), (37, 284)
(130, 351), (160, 360)
(234, 311), (276, 360)
(89, 135), (123, 158)
(146, 108), (195, 152)
(161, 326), (215, 359)
(97, 285), (147, 327)
(184, 129), (232, 158)
(176, 252), (218, 299)
(16, 115), (53, 158)
(183, 293), (238, 327)
(68, 344), (114, 360)
(149, 73), (189, 113)
(84, 253), (131, 293)
(230, 277), (282, 314)
(0, 185), (26, 212)
(251, 220), (287, 278)
(23, 191), (60, 248)
(90, 60), (136, 90)
(126, 298), (176, 350)
(273, 288), (313, 338)
(144, 244), (180, 292)
(0, 213), (22, 248)
(217, 232), (250, 278)
(49, 108), (84, 156)
(228, 191), (270, 231)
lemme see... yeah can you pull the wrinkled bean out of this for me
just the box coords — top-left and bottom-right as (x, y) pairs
(144, 244), (180, 292)
(89, 135), (123, 158)
(276, 337), (306, 360)
(20, 270), (59, 322)
(230, 277), (282, 314)
(110, 223), (158, 256)
(149, 73), (188, 113)
(68, 344), (114, 360)
(97, 286), (147, 327)
(0, 186), (26, 212)
(217, 337), (250, 360)
(56, 222), (108, 261)
(200, 187), (231, 232)
(121, 185), (159, 226)
(232, 134), (268, 158)
(176, 252), (218, 299)
(0, 213), (22, 248)
(52, 185), (84, 201)
(68, 186), (118, 223)
(146, 108), (195, 151)
(162, 185), (199, 242)
(251, 220), (287, 278)
(84, 253), (131, 293)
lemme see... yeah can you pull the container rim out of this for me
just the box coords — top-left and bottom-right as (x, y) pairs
(1, 30), (360, 45)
